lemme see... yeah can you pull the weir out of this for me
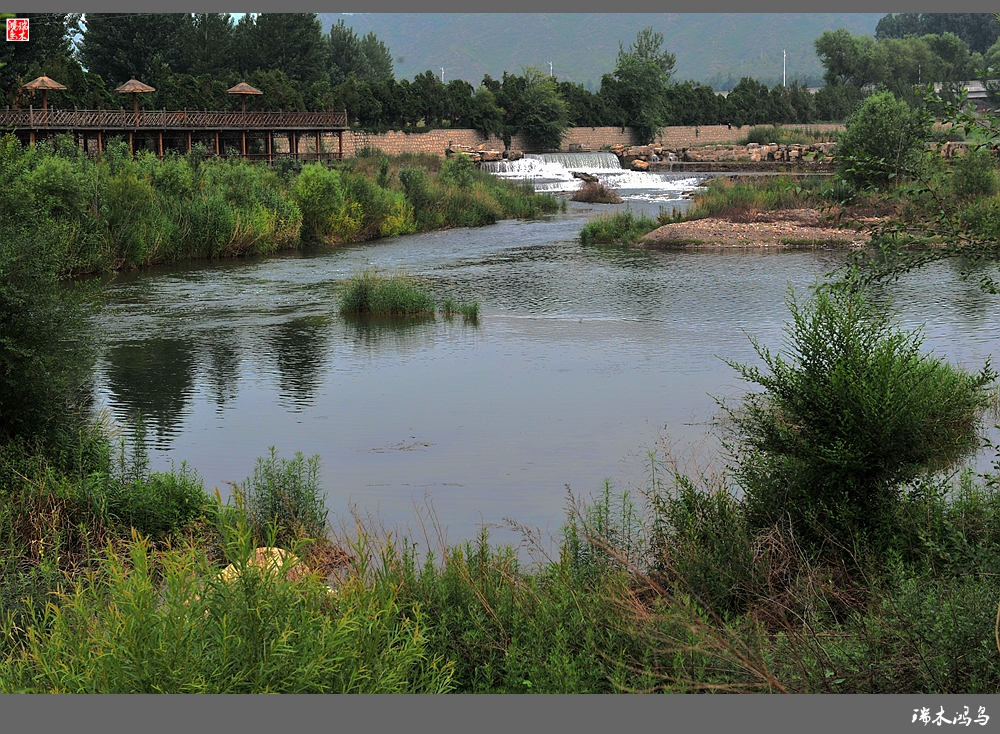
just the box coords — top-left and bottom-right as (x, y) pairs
(482, 151), (621, 175)
(526, 151), (622, 170)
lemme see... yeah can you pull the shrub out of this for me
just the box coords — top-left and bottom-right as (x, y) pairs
(291, 164), (345, 243)
(723, 286), (996, 552)
(399, 167), (436, 214)
(0, 532), (456, 693)
(836, 91), (930, 189)
(959, 197), (1000, 241)
(684, 175), (817, 220)
(440, 186), (503, 228)
(951, 146), (999, 202)
(439, 153), (477, 189)
(241, 447), (328, 546)
(106, 464), (206, 538)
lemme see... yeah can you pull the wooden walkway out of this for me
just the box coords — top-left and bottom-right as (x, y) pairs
(0, 107), (350, 161)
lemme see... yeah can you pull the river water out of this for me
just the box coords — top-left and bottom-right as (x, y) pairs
(91, 160), (1000, 547)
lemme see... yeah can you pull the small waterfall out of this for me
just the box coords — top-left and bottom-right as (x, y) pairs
(526, 151), (622, 170)
(481, 150), (705, 199)
(481, 151), (622, 176)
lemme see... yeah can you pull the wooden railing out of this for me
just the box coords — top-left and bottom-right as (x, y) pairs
(0, 108), (348, 129)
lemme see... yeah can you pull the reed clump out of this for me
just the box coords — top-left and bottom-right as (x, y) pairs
(439, 297), (480, 320)
(337, 270), (436, 316)
(580, 210), (660, 245)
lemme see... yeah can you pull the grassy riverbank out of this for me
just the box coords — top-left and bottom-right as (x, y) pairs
(0, 134), (558, 276)
(3, 283), (999, 693)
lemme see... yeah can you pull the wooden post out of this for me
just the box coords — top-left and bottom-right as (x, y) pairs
(315, 131), (321, 160)
(128, 132), (133, 156)
(98, 131), (103, 153)
(241, 131), (246, 158)
(267, 132), (273, 164)
(187, 131), (192, 153)
(29, 130), (35, 146)
(158, 131), (163, 158)
(291, 132), (297, 159)
(215, 131), (220, 157)
(338, 130), (343, 159)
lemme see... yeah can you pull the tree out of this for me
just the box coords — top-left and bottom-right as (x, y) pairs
(79, 13), (186, 88)
(0, 13), (76, 95)
(234, 14), (329, 84)
(876, 13), (1000, 55)
(175, 13), (236, 79)
(513, 67), (569, 150)
(726, 77), (773, 127)
(328, 19), (393, 86)
(410, 70), (447, 127)
(558, 81), (611, 127)
(815, 29), (883, 89)
(836, 90), (930, 189)
(602, 27), (675, 144)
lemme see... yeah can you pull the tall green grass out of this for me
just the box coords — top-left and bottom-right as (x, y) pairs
(739, 125), (839, 146)
(338, 270), (436, 316)
(580, 210), (661, 245)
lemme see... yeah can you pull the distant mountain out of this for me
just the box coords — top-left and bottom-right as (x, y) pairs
(319, 13), (883, 90)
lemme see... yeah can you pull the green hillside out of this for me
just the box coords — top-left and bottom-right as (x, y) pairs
(320, 13), (882, 90)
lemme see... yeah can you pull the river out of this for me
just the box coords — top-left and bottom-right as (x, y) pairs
(91, 160), (1000, 548)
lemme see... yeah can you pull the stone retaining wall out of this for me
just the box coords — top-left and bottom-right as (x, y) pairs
(333, 123), (845, 158)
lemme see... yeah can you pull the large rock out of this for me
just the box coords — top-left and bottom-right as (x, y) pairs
(218, 547), (308, 583)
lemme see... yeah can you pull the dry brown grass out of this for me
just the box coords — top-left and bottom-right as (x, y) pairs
(571, 182), (623, 204)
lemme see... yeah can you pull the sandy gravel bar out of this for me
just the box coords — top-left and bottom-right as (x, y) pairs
(638, 209), (875, 249)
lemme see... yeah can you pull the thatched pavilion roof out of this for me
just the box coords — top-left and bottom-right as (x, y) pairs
(22, 75), (67, 91)
(114, 78), (156, 94)
(226, 82), (262, 96)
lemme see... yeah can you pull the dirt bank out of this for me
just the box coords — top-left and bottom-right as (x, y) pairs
(638, 209), (876, 249)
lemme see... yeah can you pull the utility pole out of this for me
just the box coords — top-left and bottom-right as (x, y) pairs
(440, 67), (445, 83)
(783, 49), (786, 87)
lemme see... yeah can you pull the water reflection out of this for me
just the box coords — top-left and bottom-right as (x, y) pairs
(269, 315), (332, 409)
(103, 339), (196, 445)
(341, 314), (437, 352)
(203, 329), (242, 412)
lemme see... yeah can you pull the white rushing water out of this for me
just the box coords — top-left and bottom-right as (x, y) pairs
(482, 152), (703, 200)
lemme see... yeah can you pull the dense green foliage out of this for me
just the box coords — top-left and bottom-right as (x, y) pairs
(0, 136), (555, 274)
(876, 13), (1000, 55)
(836, 91), (931, 189)
(723, 287), (995, 551)
(0, 135), (97, 446)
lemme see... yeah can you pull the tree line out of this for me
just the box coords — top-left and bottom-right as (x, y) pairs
(5, 13), (1000, 149)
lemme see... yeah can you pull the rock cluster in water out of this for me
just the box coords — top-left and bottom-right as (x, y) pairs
(610, 142), (838, 170)
(445, 144), (523, 162)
